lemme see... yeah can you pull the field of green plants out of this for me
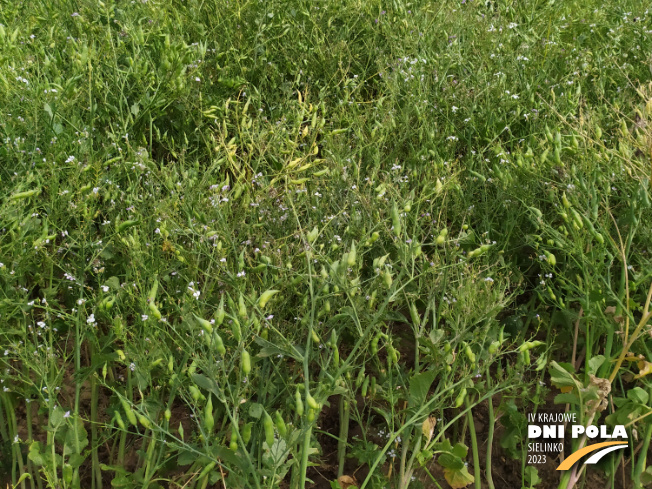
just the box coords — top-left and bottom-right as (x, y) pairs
(1, 0), (652, 488)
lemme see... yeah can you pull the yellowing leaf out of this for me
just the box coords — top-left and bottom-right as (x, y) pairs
(444, 466), (475, 488)
(422, 416), (436, 445)
(634, 360), (652, 380)
(337, 475), (358, 489)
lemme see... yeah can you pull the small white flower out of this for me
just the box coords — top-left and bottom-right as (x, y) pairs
(101, 285), (109, 292)
(141, 314), (149, 321)
(87, 314), (95, 324)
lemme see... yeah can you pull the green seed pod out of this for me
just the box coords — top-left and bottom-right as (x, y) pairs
(391, 202), (401, 236)
(274, 411), (287, 437)
(307, 394), (319, 410)
(164, 409), (171, 421)
(307, 408), (316, 422)
(263, 410), (275, 447)
(168, 355), (174, 373)
(198, 462), (216, 481)
(595, 125), (602, 139)
(213, 333), (226, 356)
(371, 334), (380, 356)
(230, 430), (238, 451)
(121, 399), (138, 427)
(387, 345), (398, 367)
(137, 414), (151, 430)
(114, 411), (126, 430)
(455, 388), (467, 408)
(361, 376), (370, 397)
(259, 289), (280, 308)
(347, 241), (357, 266)
(488, 341), (500, 355)
(194, 314), (213, 334)
(238, 293), (248, 319)
(241, 349), (251, 375)
(330, 329), (338, 348)
(148, 302), (161, 320)
(410, 303), (420, 328)
(231, 317), (242, 342)
(295, 389), (304, 416)
(117, 220), (139, 233)
(355, 367), (366, 388)
(465, 345), (476, 364)
(204, 397), (214, 433)
(382, 270), (393, 288)
(188, 360), (198, 377)
(311, 329), (320, 345)
(571, 209), (583, 229)
(215, 295), (225, 326)
(242, 422), (253, 444)
(545, 251), (557, 266)
(189, 385), (202, 403)
(367, 231), (380, 245)
(370, 376), (377, 397)
(562, 192), (571, 208)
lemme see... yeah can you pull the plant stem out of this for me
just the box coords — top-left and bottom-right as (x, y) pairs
(485, 368), (496, 489)
(465, 397), (481, 489)
(632, 411), (652, 487)
(337, 397), (350, 479)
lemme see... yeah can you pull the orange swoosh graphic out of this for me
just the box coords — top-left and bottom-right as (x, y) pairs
(556, 442), (628, 470)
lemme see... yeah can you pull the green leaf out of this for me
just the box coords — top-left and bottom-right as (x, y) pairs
(254, 336), (303, 361)
(248, 402), (263, 419)
(432, 439), (454, 453)
(588, 355), (605, 375)
(452, 442), (468, 459)
(554, 392), (581, 405)
(627, 387), (649, 405)
(44, 102), (53, 120)
(176, 449), (197, 466)
(105, 276), (121, 290)
(49, 407), (65, 429)
(437, 452), (464, 470)
(28, 441), (45, 466)
(408, 370), (436, 408)
(383, 311), (409, 324)
(548, 361), (581, 389)
(190, 373), (221, 399)
(524, 466), (541, 487)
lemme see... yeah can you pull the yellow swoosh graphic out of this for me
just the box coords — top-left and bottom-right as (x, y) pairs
(556, 441), (628, 470)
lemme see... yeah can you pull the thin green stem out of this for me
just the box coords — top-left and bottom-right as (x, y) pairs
(465, 396), (481, 489)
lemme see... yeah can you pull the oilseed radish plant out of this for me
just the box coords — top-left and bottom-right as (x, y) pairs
(1, 0), (652, 488)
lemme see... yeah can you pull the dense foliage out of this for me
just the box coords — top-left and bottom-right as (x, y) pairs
(1, 0), (651, 488)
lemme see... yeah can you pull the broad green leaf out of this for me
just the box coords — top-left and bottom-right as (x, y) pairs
(437, 452), (464, 470)
(627, 387), (649, 405)
(408, 370), (436, 408)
